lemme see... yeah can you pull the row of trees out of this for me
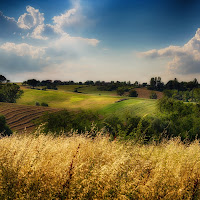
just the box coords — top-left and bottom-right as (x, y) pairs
(23, 79), (139, 90)
(149, 77), (199, 92)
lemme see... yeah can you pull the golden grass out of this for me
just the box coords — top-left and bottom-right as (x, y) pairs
(1, 130), (200, 199)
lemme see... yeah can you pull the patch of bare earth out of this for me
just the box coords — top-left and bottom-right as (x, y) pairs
(135, 88), (164, 99)
(0, 103), (60, 133)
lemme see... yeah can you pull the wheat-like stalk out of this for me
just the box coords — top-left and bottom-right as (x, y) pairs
(1, 131), (200, 199)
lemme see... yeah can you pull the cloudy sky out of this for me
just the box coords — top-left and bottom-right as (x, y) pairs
(1, 0), (200, 83)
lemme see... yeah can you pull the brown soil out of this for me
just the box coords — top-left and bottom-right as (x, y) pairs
(0, 103), (60, 133)
(135, 88), (164, 99)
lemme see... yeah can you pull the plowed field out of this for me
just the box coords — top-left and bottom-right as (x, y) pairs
(0, 103), (60, 133)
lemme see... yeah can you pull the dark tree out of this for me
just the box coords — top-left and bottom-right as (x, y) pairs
(0, 115), (12, 136)
(27, 79), (40, 88)
(0, 75), (7, 83)
(129, 90), (138, 97)
(117, 87), (125, 96)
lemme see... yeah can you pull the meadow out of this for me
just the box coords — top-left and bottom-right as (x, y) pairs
(1, 130), (200, 199)
(16, 85), (157, 117)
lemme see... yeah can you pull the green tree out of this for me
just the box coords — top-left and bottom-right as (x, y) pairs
(150, 92), (157, 99)
(0, 83), (23, 103)
(0, 115), (12, 136)
(117, 87), (125, 96)
(129, 90), (138, 97)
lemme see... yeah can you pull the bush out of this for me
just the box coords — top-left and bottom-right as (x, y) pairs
(35, 102), (40, 106)
(41, 102), (48, 107)
(128, 90), (138, 97)
(36, 110), (101, 135)
(0, 115), (12, 136)
(117, 87), (125, 96)
(42, 87), (47, 91)
(150, 92), (157, 99)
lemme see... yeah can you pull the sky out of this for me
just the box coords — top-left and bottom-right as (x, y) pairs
(1, 0), (200, 83)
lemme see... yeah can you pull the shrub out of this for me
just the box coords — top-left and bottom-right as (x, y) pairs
(117, 87), (125, 96)
(41, 102), (48, 107)
(36, 110), (101, 135)
(42, 87), (47, 91)
(0, 115), (12, 136)
(150, 92), (157, 99)
(128, 89), (138, 97)
(35, 102), (40, 106)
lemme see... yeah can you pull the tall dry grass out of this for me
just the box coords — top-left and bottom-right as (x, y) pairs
(1, 130), (200, 199)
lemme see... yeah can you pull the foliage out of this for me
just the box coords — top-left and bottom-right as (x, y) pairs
(36, 110), (101, 135)
(150, 92), (157, 99)
(0, 115), (12, 136)
(116, 87), (125, 96)
(35, 102), (40, 106)
(148, 77), (164, 91)
(0, 83), (23, 103)
(128, 89), (138, 97)
(0, 75), (7, 83)
(27, 79), (40, 88)
(41, 102), (48, 107)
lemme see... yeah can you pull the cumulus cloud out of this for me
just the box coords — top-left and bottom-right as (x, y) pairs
(140, 28), (200, 74)
(0, 42), (46, 59)
(0, 1), (99, 78)
(17, 6), (44, 30)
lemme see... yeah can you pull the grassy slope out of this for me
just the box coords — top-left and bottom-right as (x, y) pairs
(17, 85), (157, 117)
(99, 98), (157, 118)
(17, 88), (120, 110)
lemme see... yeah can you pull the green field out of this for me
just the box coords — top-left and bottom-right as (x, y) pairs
(17, 85), (157, 117)
(99, 98), (157, 118)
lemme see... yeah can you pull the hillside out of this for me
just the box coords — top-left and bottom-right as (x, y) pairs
(0, 85), (160, 133)
(0, 103), (60, 132)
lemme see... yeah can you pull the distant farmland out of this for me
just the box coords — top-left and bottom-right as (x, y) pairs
(0, 85), (160, 132)
(0, 103), (60, 132)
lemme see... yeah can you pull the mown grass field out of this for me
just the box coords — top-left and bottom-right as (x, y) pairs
(17, 85), (158, 116)
(99, 98), (157, 118)
(1, 132), (200, 199)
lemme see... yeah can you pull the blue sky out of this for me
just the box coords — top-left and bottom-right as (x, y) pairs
(1, 0), (200, 83)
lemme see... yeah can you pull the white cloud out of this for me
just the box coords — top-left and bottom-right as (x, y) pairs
(31, 24), (48, 40)
(140, 28), (200, 74)
(51, 0), (88, 35)
(0, 2), (100, 79)
(17, 6), (44, 29)
(0, 42), (46, 59)
(53, 8), (77, 31)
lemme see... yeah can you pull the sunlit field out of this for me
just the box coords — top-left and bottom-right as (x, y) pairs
(16, 86), (157, 118)
(99, 98), (157, 118)
(1, 130), (200, 199)
(17, 88), (120, 110)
